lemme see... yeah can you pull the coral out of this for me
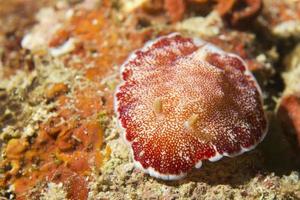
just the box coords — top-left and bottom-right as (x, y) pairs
(45, 83), (69, 100)
(0, 1), (146, 198)
(278, 95), (300, 148)
(260, 0), (300, 38)
(227, 0), (262, 25)
(5, 139), (28, 160)
(136, 0), (262, 25)
(40, 182), (67, 200)
(278, 44), (300, 153)
(164, 0), (186, 23)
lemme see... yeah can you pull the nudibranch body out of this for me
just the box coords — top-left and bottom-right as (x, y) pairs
(115, 33), (267, 180)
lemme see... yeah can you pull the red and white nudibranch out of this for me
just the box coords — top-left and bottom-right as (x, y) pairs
(115, 33), (268, 180)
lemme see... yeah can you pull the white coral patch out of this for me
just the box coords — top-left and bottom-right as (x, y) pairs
(50, 38), (76, 57)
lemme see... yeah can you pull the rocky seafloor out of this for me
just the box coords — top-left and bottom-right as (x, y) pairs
(0, 0), (300, 199)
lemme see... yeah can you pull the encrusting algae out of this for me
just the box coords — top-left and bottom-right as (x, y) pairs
(0, 1), (141, 198)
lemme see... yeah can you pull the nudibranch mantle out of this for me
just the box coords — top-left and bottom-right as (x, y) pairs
(115, 33), (268, 180)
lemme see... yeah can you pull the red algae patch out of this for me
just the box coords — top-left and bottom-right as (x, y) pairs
(115, 33), (268, 180)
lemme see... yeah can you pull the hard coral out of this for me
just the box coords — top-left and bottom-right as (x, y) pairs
(223, 0), (262, 26)
(163, 0), (262, 24)
(261, 0), (300, 38)
(278, 95), (300, 149)
(115, 33), (267, 180)
(164, 0), (186, 23)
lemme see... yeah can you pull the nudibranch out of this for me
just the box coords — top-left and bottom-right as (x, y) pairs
(115, 33), (267, 180)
